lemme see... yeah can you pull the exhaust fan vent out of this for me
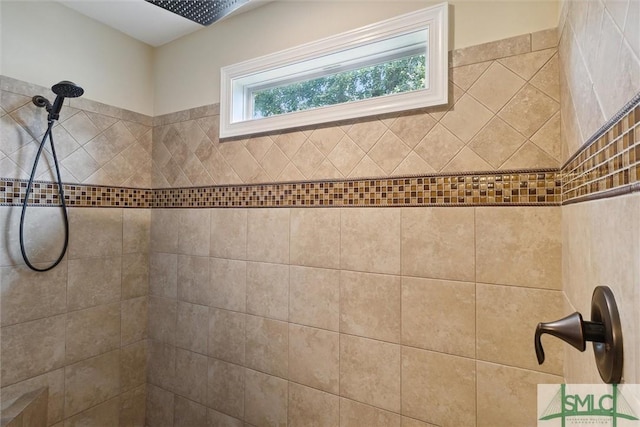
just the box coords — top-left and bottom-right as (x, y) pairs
(146, 0), (250, 26)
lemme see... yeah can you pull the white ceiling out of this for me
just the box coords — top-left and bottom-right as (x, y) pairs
(58, 0), (266, 47)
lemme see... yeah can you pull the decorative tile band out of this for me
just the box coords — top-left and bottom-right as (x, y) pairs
(561, 96), (640, 204)
(1, 171), (561, 208)
(1, 94), (637, 209)
(0, 179), (153, 208)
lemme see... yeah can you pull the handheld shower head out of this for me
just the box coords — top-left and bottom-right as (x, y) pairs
(52, 81), (84, 98)
(32, 81), (84, 121)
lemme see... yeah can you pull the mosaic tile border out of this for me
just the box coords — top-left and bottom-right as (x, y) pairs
(0, 179), (153, 208)
(1, 171), (561, 208)
(1, 94), (637, 209)
(561, 94), (640, 204)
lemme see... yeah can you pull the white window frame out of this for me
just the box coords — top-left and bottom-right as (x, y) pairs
(219, 3), (448, 139)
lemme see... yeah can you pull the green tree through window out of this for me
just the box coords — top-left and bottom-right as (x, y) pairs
(252, 54), (426, 118)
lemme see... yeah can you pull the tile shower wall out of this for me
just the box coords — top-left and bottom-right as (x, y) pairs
(558, 0), (640, 385)
(558, 0), (640, 162)
(151, 29), (561, 188)
(0, 76), (153, 188)
(0, 206), (149, 426)
(0, 76), (152, 426)
(146, 206), (564, 427)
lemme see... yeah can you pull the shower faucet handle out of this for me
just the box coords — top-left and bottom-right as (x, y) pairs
(534, 312), (606, 364)
(533, 286), (624, 384)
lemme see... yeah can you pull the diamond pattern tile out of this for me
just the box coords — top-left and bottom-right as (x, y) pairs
(468, 62), (526, 113)
(468, 117), (526, 168)
(498, 84), (560, 137)
(368, 130), (411, 174)
(441, 94), (493, 142)
(1, 35), (563, 189)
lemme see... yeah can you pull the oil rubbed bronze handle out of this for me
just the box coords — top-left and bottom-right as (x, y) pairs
(534, 286), (623, 383)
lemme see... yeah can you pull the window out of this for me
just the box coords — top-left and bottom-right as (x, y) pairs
(220, 3), (448, 138)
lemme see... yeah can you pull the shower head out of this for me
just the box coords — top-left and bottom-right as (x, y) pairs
(32, 80), (84, 122)
(52, 81), (84, 98)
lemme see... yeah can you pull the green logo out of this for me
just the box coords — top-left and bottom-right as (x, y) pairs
(539, 384), (639, 426)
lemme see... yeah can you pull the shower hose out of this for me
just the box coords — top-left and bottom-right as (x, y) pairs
(19, 119), (69, 272)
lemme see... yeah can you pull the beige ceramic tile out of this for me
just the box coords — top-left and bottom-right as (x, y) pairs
(246, 208), (290, 264)
(327, 135), (366, 176)
(0, 368), (65, 425)
(530, 112), (561, 160)
(450, 61), (492, 90)
(388, 112), (436, 149)
(174, 395), (207, 427)
(122, 209), (150, 254)
(401, 347), (476, 426)
(178, 209), (210, 256)
(367, 131), (412, 174)
(150, 209), (179, 253)
(346, 120), (387, 152)
(0, 263), (67, 326)
(476, 283), (564, 374)
(392, 151), (436, 176)
(498, 48), (556, 80)
(498, 84), (559, 137)
(347, 154), (386, 178)
(209, 308), (246, 365)
(501, 140), (559, 169)
(441, 94), (494, 142)
(291, 140), (325, 178)
(147, 340), (176, 392)
(244, 369), (288, 427)
(146, 384), (174, 427)
(413, 123), (464, 171)
(245, 315), (288, 378)
(468, 117), (526, 168)
(177, 254), (210, 306)
(468, 62), (526, 112)
(402, 277), (475, 357)
(1, 315), (66, 387)
(122, 252), (149, 299)
(210, 208), (247, 260)
(207, 409), (243, 427)
(340, 208), (400, 275)
(64, 350), (120, 417)
(245, 135), (274, 162)
(401, 417), (438, 427)
(288, 324), (339, 394)
(120, 341), (147, 392)
(339, 398), (400, 427)
(289, 266), (340, 331)
(477, 361), (562, 427)
(175, 348), (208, 404)
(176, 301), (209, 354)
(476, 207), (561, 289)
(119, 384), (147, 427)
(452, 34), (531, 67)
(401, 207), (475, 282)
(530, 54), (560, 101)
(442, 146), (493, 172)
(309, 126), (345, 156)
(65, 302), (120, 364)
(207, 358), (244, 419)
(340, 271), (400, 343)
(532, 28), (559, 50)
(340, 335), (401, 412)
(68, 208), (122, 259)
(210, 258), (247, 312)
(288, 382), (339, 427)
(63, 397), (120, 427)
(121, 296), (147, 346)
(148, 296), (176, 345)
(67, 256), (121, 311)
(290, 208), (340, 269)
(246, 262), (289, 321)
(149, 252), (177, 299)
